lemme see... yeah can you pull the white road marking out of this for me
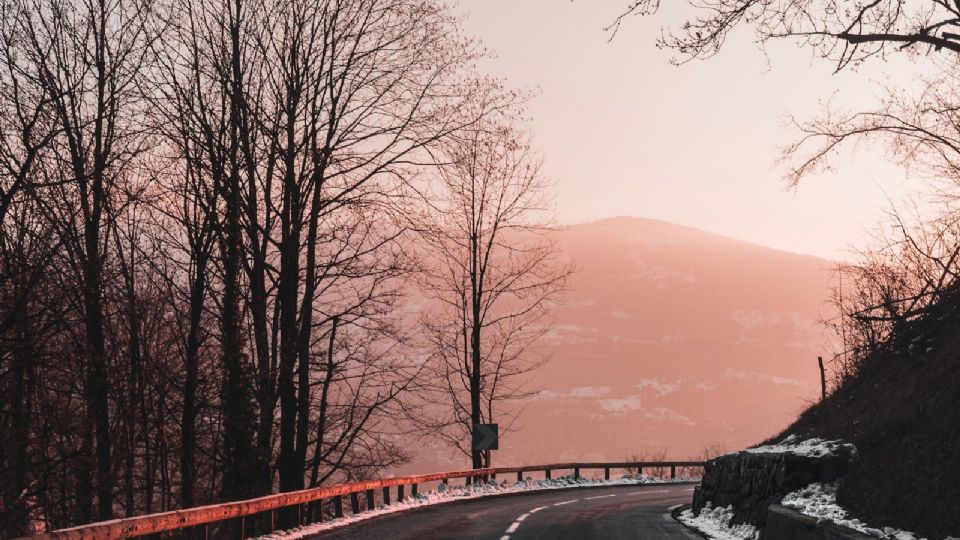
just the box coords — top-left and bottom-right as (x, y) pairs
(500, 487), (690, 538)
(667, 503), (684, 511)
(503, 498), (581, 537)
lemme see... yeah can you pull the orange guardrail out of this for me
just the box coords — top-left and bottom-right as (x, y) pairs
(17, 461), (704, 540)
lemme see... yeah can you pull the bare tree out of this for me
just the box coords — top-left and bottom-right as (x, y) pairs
(828, 204), (960, 381)
(415, 111), (572, 469)
(21, 0), (156, 520)
(613, 0), (960, 69)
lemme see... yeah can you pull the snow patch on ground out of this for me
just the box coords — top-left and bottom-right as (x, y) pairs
(255, 474), (697, 540)
(782, 482), (924, 539)
(677, 503), (759, 540)
(745, 434), (856, 458)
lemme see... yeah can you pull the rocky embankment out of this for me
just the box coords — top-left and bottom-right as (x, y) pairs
(677, 437), (905, 539)
(692, 437), (857, 529)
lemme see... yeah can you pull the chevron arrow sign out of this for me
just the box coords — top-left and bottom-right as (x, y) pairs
(472, 423), (499, 451)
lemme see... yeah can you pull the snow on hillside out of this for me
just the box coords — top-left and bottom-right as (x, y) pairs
(745, 435), (856, 458)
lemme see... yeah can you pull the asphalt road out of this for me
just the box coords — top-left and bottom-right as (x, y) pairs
(309, 483), (701, 540)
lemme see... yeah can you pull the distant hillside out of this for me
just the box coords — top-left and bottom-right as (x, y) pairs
(402, 216), (835, 471)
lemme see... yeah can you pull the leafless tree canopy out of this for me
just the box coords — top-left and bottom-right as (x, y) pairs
(615, 0), (960, 69)
(410, 100), (572, 469)
(0, 0), (565, 535)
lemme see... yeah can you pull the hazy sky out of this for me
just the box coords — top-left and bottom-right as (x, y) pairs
(455, 1), (934, 259)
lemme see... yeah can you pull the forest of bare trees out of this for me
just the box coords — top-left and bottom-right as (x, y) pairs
(0, 0), (568, 535)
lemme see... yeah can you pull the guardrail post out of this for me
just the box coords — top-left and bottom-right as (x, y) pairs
(366, 489), (375, 510)
(545, 468), (551, 480)
(638, 465), (643, 477)
(382, 486), (391, 505)
(491, 472), (496, 481)
(604, 466), (610, 481)
(334, 496), (344, 518)
(412, 483), (418, 498)
(465, 475), (471, 486)
(398, 484), (405, 502)
(671, 465), (676, 479)
(574, 467), (580, 480)
(442, 478), (448, 485)
(517, 471), (523, 482)
(350, 492), (361, 514)
(309, 500), (322, 523)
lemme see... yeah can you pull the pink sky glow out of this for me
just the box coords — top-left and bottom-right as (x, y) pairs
(457, 0), (935, 259)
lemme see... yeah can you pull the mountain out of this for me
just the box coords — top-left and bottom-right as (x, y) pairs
(403, 216), (835, 471)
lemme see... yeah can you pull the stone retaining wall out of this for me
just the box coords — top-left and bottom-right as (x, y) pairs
(763, 505), (874, 540)
(692, 447), (856, 528)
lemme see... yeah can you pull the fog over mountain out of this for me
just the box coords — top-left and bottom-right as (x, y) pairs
(404, 216), (835, 471)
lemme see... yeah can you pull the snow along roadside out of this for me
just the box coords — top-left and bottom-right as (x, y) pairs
(255, 474), (698, 540)
(676, 504), (759, 540)
(675, 482), (929, 540)
(782, 482), (925, 540)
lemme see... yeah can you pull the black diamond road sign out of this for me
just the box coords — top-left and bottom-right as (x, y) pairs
(472, 423), (498, 451)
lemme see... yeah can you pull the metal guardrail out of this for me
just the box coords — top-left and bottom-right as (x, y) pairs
(18, 461), (704, 540)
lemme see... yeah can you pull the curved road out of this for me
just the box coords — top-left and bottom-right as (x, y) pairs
(309, 483), (700, 540)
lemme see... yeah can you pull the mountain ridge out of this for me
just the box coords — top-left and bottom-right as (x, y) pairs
(564, 215), (836, 263)
(400, 215), (835, 474)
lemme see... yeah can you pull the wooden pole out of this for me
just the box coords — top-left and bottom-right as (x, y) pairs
(818, 356), (827, 401)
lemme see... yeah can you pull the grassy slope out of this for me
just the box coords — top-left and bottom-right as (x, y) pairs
(769, 308), (960, 538)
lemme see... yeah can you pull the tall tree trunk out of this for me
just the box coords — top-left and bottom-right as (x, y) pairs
(218, 0), (265, 503)
(9, 301), (33, 535)
(296, 149), (329, 489)
(180, 262), (205, 508)
(276, 161), (302, 494)
(119, 232), (142, 517)
(83, 210), (113, 520)
(218, 153), (259, 502)
(469, 225), (483, 470)
(309, 316), (338, 489)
